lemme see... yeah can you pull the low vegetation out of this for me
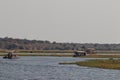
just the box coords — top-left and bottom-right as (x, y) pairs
(1, 53), (120, 58)
(0, 53), (73, 57)
(14, 50), (74, 53)
(59, 59), (120, 70)
(79, 55), (120, 58)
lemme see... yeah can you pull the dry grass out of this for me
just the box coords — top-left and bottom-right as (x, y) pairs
(0, 53), (73, 57)
(14, 50), (74, 53)
(1, 52), (120, 58)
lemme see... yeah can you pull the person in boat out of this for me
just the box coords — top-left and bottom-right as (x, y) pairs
(3, 51), (19, 59)
(8, 52), (13, 58)
(3, 52), (13, 59)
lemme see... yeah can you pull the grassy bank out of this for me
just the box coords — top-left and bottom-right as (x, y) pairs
(1, 53), (120, 58)
(0, 50), (74, 53)
(1, 50), (120, 54)
(0, 53), (74, 57)
(79, 54), (120, 58)
(59, 59), (120, 70)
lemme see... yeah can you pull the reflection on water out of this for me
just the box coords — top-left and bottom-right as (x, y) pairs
(0, 56), (120, 80)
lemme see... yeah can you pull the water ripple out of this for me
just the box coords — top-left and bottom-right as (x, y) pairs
(0, 56), (120, 80)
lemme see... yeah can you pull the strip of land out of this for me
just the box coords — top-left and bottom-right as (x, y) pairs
(0, 53), (74, 57)
(1, 52), (120, 58)
(59, 59), (120, 70)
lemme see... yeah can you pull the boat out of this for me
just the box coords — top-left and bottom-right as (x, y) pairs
(3, 56), (19, 59)
(3, 52), (19, 59)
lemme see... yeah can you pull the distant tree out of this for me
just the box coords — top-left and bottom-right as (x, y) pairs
(6, 44), (18, 50)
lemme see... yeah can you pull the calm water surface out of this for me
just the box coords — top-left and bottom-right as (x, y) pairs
(0, 56), (120, 80)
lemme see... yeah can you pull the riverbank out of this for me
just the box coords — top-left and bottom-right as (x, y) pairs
(59, 59), (120, 70)
(0, 53), (74, 57)
(1, 53), (120, 58)
(0, 50), (74, 53)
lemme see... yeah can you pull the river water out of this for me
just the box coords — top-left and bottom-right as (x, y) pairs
(0, 56), (120, 80)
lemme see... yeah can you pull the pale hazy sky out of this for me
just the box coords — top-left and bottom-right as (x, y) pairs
(0, 0), (117, 43)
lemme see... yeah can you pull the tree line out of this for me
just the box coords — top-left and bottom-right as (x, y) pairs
(0, 37), (120, 51)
